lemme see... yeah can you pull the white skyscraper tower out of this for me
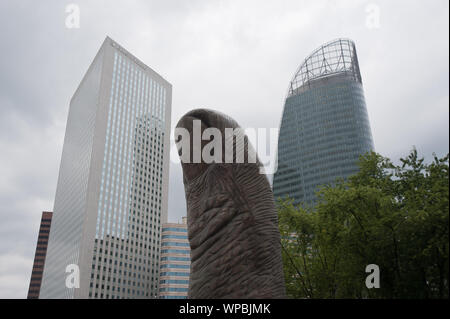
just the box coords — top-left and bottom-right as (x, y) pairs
(40, 37), (172, 299)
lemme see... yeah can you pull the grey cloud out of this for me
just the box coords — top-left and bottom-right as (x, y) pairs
(0, 0), (448, 298)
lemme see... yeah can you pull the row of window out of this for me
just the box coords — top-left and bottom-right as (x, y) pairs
(160, 256), (190, 262)
(162, 227), (187, 233)
(161, 264), (190, 269)
(161, 234), (188, 240)
(161, 249), (190, 255)
(160, 272), (190, 277)
(159, 287), (189, 292)
(160, 279), (189, 285)
(161, 242), (189, 247)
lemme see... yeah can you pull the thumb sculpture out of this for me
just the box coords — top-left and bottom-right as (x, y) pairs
(175, 108), (286, 298)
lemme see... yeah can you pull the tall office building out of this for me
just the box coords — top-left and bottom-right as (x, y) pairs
(40, 37), (172, 299)
(27, 211), (53, 299)
(273, 38), (374, 206)
(158, 217), (190, 299)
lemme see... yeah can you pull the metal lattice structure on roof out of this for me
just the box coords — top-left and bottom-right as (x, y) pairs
(288, 38), (362, 97)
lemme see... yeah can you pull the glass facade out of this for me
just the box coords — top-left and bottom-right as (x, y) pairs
(40, 37), (172, 299)
(158, 220), (190, 299)
(273, 39), (374, 206)
(40, 45), (104, 299)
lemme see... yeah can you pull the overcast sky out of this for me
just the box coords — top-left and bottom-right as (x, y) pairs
(0, 0), (448, 299)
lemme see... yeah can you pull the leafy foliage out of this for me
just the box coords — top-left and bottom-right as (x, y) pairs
(278, 149), (449, 298)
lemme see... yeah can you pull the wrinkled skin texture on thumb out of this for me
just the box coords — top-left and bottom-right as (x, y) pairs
(176, 108), (286, 299)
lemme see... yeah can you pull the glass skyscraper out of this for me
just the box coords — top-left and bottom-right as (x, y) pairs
(40, 37), (172, 298)
(273, 38), (374, 206)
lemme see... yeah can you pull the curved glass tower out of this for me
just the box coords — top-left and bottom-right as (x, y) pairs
(273, 38), (374, 206)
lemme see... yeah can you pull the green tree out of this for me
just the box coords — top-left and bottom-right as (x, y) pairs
(278, 149), (449, 298)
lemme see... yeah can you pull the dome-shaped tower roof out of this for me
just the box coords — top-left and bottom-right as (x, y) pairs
(288, 38), (362, 97)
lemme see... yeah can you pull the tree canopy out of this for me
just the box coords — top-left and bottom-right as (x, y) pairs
(278, 149), (449, 298)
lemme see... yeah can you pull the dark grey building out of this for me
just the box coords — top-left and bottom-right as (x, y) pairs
(27, 211), (53, 299)
(273, 38), (374, 206)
